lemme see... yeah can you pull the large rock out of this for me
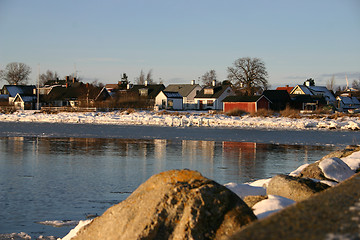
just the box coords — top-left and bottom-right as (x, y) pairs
(72, 169), (256, 240)
(266, 174), (329, 201)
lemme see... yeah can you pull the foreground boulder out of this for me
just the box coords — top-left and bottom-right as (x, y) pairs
(267, 174), (329, 201)
(72, 169), (256, 240)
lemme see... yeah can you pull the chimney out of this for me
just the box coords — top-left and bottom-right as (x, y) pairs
(66, 76), (70, 82)
(212, 80), (216, 87)
(145, 80), (148, 86)
(191, 80), (195, 85)
(286, 85), (289, 88)
(73, 77), (76, 83)
(66, 83), (68, 88)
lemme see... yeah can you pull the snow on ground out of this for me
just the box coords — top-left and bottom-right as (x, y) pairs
(0, 110), (359, 131)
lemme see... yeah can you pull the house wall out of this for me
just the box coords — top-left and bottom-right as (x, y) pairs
(155, 92), (183, 110)
(224, 102), (256, 113)
(170, 98), (183, 110)
(196, 98), (217, 110)
(155, 92), (167, 109)
(257, 97), (270, 111)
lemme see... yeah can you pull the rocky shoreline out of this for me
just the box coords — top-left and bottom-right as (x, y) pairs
(2, 146), (360, 240)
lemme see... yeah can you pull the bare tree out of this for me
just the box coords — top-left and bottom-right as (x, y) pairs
(39, 70), (60, 86)
(0, 62), (31, 85)
(135, 69), (153, 84)
(201, 70), (217, 86)
(326, 75), (336, 92)
(352, 79), (360, 90)
(227, 57), (268, 95)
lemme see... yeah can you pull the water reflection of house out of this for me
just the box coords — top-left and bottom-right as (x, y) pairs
(223, 142), (258, 162)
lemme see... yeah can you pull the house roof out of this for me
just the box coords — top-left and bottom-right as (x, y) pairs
(162, 91), (183, 98)
(337, 96), (360, 105)
(308, 85), (336, 102)
(45, 84), (105, 101)
(276, 86), (294, 93)
(195, 85), (231, 99)
(164, 84), (200, 97)
(263, 90), (291, 103)
(129, 84), (165, 99)
(291, 85), (313, 95)
(222, 95), (269, 103)
(2, 85), (36, 97)
(14, 94), (37, 103)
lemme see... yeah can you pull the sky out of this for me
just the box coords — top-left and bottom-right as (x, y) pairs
(0, 0), (359, 88)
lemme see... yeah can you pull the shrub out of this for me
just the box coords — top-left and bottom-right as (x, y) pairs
(225, 109), (248, 116)
(250, 109), (274, 117)
(279, 106), (301, 118)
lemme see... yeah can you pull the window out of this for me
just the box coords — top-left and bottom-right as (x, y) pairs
(207, 100), (213, 106)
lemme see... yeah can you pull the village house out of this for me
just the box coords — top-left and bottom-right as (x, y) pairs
(336, 96), (360, 113)
(194, 81), (234, 110)
(155, 91), (183, 110)
(42, 83), (111, 108)
(290, 79), (336, 106)
(262, 90), (291, 111)
(163, 80), (202, 110)
(222, 95), (271, 113)
(0, 85), (37, 110)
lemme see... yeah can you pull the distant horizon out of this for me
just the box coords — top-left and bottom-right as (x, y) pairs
(1, 0), (359, 88)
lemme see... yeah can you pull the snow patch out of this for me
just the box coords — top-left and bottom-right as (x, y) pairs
(319, 157), (355, 182)
(60, 219), (92, 240)
(341, 151), (360, 171)
(289, 163), (309, 176)
(224, 182), (266, 198)
(253, 195), (295, 219)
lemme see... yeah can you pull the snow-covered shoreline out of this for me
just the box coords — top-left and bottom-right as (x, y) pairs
(0, 110), (359, 131)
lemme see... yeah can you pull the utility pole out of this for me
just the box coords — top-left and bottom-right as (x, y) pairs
(37, 64), (40, 110)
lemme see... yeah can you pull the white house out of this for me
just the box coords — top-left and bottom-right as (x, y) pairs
(155, 91), (183, 110)
(194, 81), (234, 110)
(164, 80), (202, 110)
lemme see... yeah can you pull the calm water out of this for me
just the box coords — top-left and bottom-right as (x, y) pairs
(0, 136), (338, 238)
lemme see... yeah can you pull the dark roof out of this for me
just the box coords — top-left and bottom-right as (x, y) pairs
(129, 84), (165, 99)
(163, 91), (183, 98)
(195, 85), (231, 99)
(45, 84), (105, 101)
(263, 90), (291, 103)
(164, 84), (200, 97)
(222, 95), (268, 103)
(2, 85), (36, 97)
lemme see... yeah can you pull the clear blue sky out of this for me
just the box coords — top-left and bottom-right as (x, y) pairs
(1, 0), (359, 88)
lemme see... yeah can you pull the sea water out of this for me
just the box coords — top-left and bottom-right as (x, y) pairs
(0, 136), (338, 238)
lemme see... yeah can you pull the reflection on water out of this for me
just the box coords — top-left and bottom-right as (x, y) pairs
(0, 137), (338, 238)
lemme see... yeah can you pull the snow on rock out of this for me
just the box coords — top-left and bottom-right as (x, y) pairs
(318, 157), (355, 182)
(60, 219), (92, 240)
(247, 178), (272, 188)
(252, 195), (295, 219)
(341, 151), (360, 171)
(289, 163), (309, 176)
(224, 182), (266, 198)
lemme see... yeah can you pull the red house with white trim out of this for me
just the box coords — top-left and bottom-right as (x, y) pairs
(222, 95), (271, 113)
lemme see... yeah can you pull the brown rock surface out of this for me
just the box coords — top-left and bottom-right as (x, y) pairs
(266, 174), (329, 201)
(243, 195), (268, 208)
(72, 169), (256, 240)
(230, 173), (360, 240)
